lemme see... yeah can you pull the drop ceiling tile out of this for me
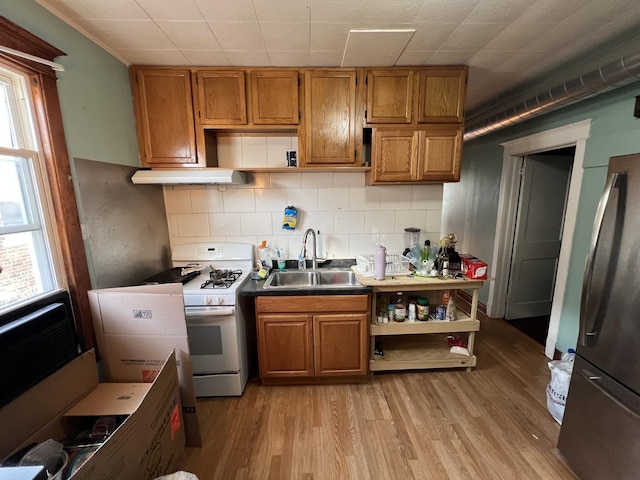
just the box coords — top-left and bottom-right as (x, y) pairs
(468, 49), (517, 70)
(207, 21), (265, 50)
(268, 51), (311, 66)
(517, 0), (584, 25)
(310, 23), (352, 51)
(428, 50), (475, 65)
(439, 23), (504, 50)
(310, 0), (367, 24)
(48, 0), (149, 20)
(361, 0), (425, 24)
(195, 0), (257, 21)
(260, 22), (310, 51)
(395, 51), (435, 66)
(464, 0), (531, 24)
(404, 23), (457, 51)
(414, 0), (481, 24)
(156, 20), (221, 50)
(253, 0), (311, 22)
(181, 50), (231, 65)
(86, 19), (174, 49)
(135, 0), (203, 21)
(480, 21), (546, 51)
(225, 50), (271, 66)
(120, 48), (189, 65)
(310, 51), (343, 66)
(341, 30), (415, 67)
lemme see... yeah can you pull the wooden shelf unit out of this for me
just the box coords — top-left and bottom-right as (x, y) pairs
(368, 278), (483, 373)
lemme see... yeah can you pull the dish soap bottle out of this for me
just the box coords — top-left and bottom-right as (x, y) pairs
(375, 244), (387, 280)
(394, 292), (407, 322)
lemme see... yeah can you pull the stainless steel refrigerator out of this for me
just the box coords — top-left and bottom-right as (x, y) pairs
(558, 153), (640, 479)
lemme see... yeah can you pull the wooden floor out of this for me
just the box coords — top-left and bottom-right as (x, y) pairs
(177, 316), (577, 479)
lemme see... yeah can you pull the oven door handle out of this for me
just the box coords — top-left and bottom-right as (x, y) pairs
(185, 307), (235, 317)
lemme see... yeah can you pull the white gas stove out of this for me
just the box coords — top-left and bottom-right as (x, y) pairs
(172, 242), (255, 397)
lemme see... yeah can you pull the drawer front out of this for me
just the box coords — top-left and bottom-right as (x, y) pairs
(257, 295), (369, 313)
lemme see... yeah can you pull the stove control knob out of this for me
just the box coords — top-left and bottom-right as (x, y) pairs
(205, 296), (224, 305)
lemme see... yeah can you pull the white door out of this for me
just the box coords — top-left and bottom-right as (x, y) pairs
(505, 154), (573, 319)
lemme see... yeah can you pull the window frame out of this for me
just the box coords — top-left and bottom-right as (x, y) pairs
(0, 15), (94, 350)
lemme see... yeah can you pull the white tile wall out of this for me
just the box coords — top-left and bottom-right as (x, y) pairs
(163, 136), (444, 260)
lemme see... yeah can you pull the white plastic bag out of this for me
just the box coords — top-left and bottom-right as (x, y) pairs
(546, 349), (575, 424)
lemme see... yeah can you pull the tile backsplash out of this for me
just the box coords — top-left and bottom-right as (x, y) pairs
(163, 136), (443, 260)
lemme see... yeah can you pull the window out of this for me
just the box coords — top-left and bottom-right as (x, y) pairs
(0, 66), (64, 313)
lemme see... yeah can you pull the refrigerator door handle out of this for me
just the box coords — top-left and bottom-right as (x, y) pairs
(580, 172), (621, 345)
(579, 368), (640, 420)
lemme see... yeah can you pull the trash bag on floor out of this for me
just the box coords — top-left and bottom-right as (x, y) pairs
(546, 349), (575, 424)
(155, 472), (199, 480)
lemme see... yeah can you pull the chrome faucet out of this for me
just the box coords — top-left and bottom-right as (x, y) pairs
(300, 228), (326, 270)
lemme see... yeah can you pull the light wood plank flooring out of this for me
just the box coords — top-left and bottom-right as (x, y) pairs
(177, 315), (576, 479)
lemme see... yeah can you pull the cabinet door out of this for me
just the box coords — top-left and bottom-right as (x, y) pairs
(131, 68), (197, 167)
(303, 69), (358, 166)
(196, 70), (247, 125)
(418, 125), (462, 182)
(370, 129), (419, 183)
(313, 314), (368, 376)
(257, 314), (313, 378)
(250, 70), (299, 125)
(417, 68), (467, 123)
(366, 69), (414, 124)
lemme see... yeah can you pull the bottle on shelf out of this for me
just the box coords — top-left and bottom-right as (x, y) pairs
(438, 246), (450, 277)
(374, 244), (386, 280)
(393, 292), (407, 322)
(421, 240), (431, 262)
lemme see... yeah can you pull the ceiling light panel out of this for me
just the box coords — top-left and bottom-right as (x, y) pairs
(341, 29), (415, 67)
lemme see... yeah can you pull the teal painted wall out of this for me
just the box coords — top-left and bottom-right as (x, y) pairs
(1, 0), (139, 167)
(446, 82), (640, 352)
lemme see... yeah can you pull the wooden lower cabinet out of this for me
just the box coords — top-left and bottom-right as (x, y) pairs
(256, 295), (370, 383)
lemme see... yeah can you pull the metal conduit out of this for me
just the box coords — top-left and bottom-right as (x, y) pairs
(464, 52), (640, 141)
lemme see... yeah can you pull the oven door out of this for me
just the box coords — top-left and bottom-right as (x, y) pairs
(185, 306), (239, 375)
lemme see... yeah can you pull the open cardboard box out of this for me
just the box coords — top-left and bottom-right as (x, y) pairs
(0, 349), (185, 479)
(88, 283), (201, 447)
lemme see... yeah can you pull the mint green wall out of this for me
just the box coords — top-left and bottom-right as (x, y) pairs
(446, 82), (640, 352)
(1, 0), (139, 167)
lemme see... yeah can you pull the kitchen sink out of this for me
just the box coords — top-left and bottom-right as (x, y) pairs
(263, 269), (361, 289)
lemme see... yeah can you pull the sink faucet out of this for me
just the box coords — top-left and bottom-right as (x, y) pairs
(300, 228), (326, 270)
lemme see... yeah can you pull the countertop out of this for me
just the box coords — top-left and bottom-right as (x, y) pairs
(240, 259), (488, 296)
(352, 269), (486, 289)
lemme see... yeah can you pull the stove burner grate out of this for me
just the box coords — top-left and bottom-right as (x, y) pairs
(200, 269), (242, 289)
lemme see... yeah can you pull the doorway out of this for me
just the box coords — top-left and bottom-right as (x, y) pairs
(505, 148), (574, 345)
(487, 119), (591, 358)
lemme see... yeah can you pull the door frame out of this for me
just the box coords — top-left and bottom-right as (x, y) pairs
(487, 119), (591, 358)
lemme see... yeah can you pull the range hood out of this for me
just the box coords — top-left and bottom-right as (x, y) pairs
(131, 168), (246, 185)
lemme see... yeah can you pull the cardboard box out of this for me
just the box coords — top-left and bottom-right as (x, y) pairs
(460, 254), (489, 280)
(88, 283), (201, 447)
(0, 350), (185, 480)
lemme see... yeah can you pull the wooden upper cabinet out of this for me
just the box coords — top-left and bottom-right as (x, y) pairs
(196, 70), (247, 125)
(250, 70), (299, 125)
(418, 125), (462, 181)
(368, 125), (462, 184)
(370, 129), (419, 183)
(366, 69), (414, 124)
(130, 68), (198, 167)
(418, 68), (467, 123)
(303, 69), (359, 166)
